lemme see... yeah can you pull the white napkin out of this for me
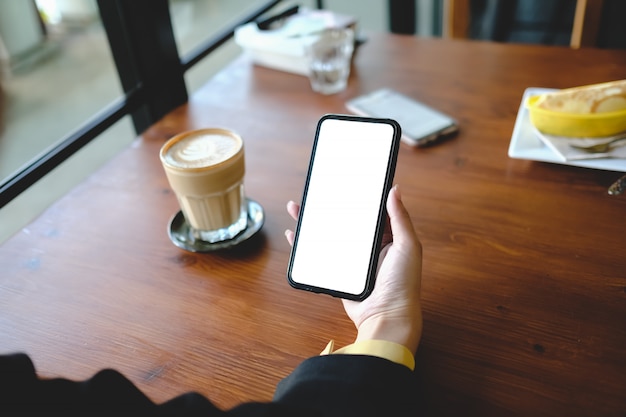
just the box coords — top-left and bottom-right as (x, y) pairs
(533, 127), (626, 162)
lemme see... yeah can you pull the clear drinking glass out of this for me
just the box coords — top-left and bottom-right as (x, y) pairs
(305, 28), (355, 95)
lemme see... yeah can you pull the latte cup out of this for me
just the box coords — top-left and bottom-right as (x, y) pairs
(160, 128), (247, 243)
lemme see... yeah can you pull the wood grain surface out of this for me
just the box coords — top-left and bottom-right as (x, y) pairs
(1, 34), (625, 416)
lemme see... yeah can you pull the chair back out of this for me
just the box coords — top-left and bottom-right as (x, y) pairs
(442, 0), (604, 48)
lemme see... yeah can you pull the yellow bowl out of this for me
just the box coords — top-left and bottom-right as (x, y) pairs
(526, 95), (626, 138)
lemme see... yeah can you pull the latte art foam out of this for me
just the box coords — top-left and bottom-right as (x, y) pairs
(164, 133), (240, 169)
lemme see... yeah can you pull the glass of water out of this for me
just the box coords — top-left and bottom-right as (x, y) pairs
(305, 28), (355, 95)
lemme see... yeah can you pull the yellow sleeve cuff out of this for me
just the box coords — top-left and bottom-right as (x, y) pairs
(321, 339), (415, 371)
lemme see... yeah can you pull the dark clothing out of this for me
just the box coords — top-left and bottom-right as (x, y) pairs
(1, 353), (420, 416)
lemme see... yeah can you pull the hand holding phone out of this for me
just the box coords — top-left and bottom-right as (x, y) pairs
(285, 184), (424, 353)
(287, 114), (401, 300)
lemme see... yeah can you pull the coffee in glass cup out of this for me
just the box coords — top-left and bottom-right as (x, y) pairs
(160, 128), (247, 243)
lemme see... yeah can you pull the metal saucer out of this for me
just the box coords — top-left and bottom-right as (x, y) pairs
(168, 198), (264, 252)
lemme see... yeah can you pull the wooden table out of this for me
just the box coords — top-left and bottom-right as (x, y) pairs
(2, 33), (625, 416)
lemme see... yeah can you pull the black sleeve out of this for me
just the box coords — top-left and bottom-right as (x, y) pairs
(274, 354), (421, 416)
(0, 353), (421, 417)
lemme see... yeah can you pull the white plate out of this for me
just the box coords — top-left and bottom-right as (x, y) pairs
(507, 87), (626, 173)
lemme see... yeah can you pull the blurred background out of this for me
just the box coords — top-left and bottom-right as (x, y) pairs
(0, 0), (624, 243)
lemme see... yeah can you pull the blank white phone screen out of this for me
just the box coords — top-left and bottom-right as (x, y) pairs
(290, 118), (395, 296)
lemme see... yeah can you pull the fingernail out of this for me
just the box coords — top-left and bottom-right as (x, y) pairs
(394, 184), (401, 199)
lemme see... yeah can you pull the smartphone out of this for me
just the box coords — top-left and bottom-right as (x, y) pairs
(287, 114), (401, 301)
(346, 88), (458, 147)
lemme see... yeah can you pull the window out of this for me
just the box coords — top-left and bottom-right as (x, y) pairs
(0, 0), (287, 242)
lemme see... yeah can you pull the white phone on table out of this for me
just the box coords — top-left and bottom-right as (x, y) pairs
(287, 114), (401, 301)
(346, 88), (458, 147)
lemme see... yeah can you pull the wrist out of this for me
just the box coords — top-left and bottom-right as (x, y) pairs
(355, 313), (422, 354)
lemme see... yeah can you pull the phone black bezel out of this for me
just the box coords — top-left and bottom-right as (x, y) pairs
(286, 113), (402, 301)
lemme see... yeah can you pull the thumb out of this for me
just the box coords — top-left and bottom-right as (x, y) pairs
(386, 185), (417, 247)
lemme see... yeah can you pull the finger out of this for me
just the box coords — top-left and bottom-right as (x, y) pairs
(284, 229), (295, 246)
(386, 185), (419, 248)
(286, 200), (300, 221)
